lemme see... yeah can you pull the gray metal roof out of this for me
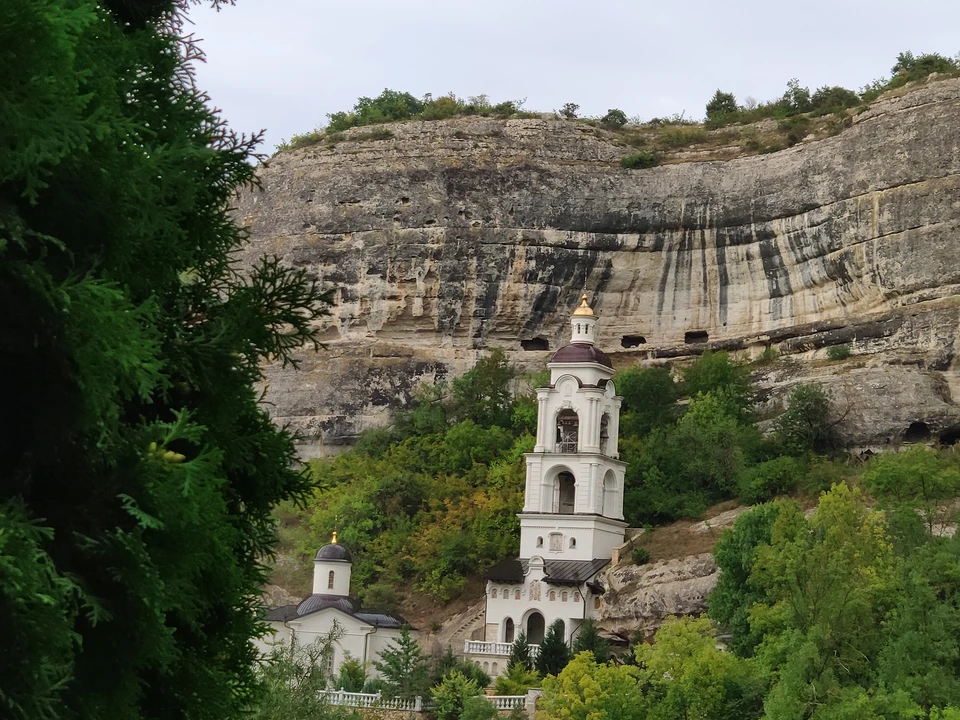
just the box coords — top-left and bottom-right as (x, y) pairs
(295, 594), (357, 616)
(314, 543), (352, 562)
(355, 612), (406, 629)
(484, 557), (610, 585)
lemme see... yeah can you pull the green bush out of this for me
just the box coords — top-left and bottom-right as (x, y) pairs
(432, 671), (482, 720)
(827, 344), (851, 360)
(632, 545), (651, 565)
(736, 456), (805, 504)
(777, 115), (811, 146)
(461, 696), (499, 720)
(495, 661), (540, 695)
(774, 383), (834, 456)
(658, 126), (708, 148)
(600, 108), (628, 128)
(811, 85), (861, 115)
(705, 89), (738, 127)
(621, 151), (661, 169)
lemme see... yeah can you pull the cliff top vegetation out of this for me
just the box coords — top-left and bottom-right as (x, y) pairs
(275, 50), (960, 163)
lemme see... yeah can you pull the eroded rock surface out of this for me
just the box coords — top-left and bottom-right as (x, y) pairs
(238, 79), (960, 456)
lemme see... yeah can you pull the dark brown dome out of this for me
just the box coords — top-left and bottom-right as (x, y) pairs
(315, 543), (352, 562)
(551, 343), (612, 368)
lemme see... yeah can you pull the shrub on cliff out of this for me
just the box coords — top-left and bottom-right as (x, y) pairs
(621, 151), (661, 169)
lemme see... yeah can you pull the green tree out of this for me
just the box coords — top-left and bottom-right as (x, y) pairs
(327, 89), (425, 132)
(600, 108), (628, 128)
(539, 652), (647, 720)
(252, 631), (358, 720)
(536, 619), (572, 677)
(705, 90), (738, 123)
(681, 351), (752, 414)
(495, 661), (540, 695)
(432, 670), (482, 720)
(617, 366), (680, 438)
(572, 618), (611, 663)
(508, 632), (533, 671)
(773, 383), (833, 455)
(337, 655), (367, 692)
(461, 696), (499, 720)
(373, 627), (431, 700)
(0, 2), (329, 719)
(452, 348), (514, 428)
(431, 647), (491, 690)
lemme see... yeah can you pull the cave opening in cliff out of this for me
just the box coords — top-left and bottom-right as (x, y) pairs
(940, 427), (960, 446)
(521, 337), (550, 351)
(621, 335), (646, 348)
(904, 421), (931, 443)
(684, 330), (709, 344)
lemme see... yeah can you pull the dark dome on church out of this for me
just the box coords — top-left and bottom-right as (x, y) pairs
(315, 543), (352, 562)
(551, 343), (613, 368)
(296, 594), (356, 617)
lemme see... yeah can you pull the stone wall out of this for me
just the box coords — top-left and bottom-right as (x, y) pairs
(237, 79), (960, 457)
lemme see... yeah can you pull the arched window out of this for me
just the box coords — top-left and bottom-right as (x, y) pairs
(491, 588), (498, 599)
(504, 617), (515, 643)
(574, 592), (581, 602)
(549, 590), (556, 601)
(602, 470), (617, 517)
(556, 410), (579, 453)
(594, 597), (601, 609)
(600, 413), (610, 455)
(536, 536), (543, 548)
(515, 589), (521, 600)
(569, 537), (577, 549)
(327, 570), (335, 590)
(492, 662), (499, 675)
(561, 591), (568, 602)
(483, 661), (489, 672)
(554, 473), (575, 514)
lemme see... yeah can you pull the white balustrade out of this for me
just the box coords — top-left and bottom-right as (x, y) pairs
(490, 695), (527, 710)
(321, 689), (527, 712)
(463, 640), (540, 657)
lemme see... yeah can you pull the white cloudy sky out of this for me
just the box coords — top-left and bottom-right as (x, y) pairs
(187, 0), (959, 153)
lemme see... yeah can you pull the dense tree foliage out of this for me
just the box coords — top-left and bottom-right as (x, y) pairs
(1, 2), (329, 719)
(536, 619), (572, 677)
(372, 627), (431, 700)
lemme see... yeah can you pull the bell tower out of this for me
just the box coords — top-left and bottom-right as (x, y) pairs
(519, 295), (628, 562)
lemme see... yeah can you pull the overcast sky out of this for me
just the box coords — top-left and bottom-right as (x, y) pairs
(187, 0), (959, 154)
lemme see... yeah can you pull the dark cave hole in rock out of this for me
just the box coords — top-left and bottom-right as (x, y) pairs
(904, 421), (931, 442)
(685, 330), (709, 344)
(621, 335), (646, 348)
(940, 427), (960, 446)
(521, 337), (550, 351)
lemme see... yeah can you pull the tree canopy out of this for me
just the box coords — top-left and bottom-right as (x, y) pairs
(1, 1), (328, 718)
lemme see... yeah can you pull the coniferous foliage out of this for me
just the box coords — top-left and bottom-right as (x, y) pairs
(508, 632), (533, 671)
(0, 2), (329, 718)
(536, 619), (572, 677)
(373, 627), (431, 700)
(572, 618), (611, 664)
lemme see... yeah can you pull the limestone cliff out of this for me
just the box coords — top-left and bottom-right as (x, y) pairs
(237, 79), (960, 457)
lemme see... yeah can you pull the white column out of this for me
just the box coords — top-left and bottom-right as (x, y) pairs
(524, 459), (534, 511)
(587, 462), (599, 513)
(535, 394), (549, 452)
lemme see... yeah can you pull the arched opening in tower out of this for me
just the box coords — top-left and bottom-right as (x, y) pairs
(556, 472), (576, 514)
(600, 413), (610, 455)
(526, 611), (545, 645)
(504, 617), (515, 643)
(556, 409), (579, 453)
(602, 470), (617, 516)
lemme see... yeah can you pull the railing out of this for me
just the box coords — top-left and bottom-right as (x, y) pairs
(555, 441), (578, 453)
(464, 640), (540, 657)
(321, 690), (527, 712)
(320, 690), (433, 711)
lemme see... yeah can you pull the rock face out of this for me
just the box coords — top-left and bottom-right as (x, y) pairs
(237, 80), (960, 457)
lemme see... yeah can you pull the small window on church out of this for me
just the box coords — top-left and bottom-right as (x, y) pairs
(327, 570), (335, 590)
(574, 592), (581, 602)
(514, 589), (521, 600)
(536, 536), (543, 548)
(594, 597), (601, 609)
(569, 537), (577, 549)
(549, 591), (556, 601)
(491, 588), (498, 599)
(561, 591), (568, 602)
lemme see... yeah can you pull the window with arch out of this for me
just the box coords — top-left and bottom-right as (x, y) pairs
(553, 473), (575, 514)
(569, 537), (577, 549)
(504, 617), (515, 643)
(600, 413), (610, 455)
(549, 590), (556, 601)
(483, 661), (489, 673)
(574, 592), (581, 602)
(556, 409), (579, 453)
(492, 662), (499, 675)
(327, 570), (335, 590)
(594, 597), (601, 609)
(491, 588), (498, 599)
(602, 470), (617, 517)
(536, 536), (543, 548)
(562, 591), (568, 602)
(514, 589), (521, 600)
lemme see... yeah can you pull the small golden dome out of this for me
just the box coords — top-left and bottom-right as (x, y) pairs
(331, 531), (338, 545)
(571, 293), (596, 317)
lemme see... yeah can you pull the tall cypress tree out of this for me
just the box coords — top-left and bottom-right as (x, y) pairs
(509, 632), (533, 671)
(572, 618), (612, 663)
(535, 619), (572, 677)
(0, 2), (328, 718)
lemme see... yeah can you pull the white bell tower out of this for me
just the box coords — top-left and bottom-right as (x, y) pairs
(519, 295), (628, 562)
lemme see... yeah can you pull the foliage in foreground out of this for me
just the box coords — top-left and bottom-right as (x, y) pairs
(1, 2), (329, 719)
(541, 475), (960, 719)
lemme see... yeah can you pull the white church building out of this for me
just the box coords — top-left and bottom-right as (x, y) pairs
(465, 295), (628, 674)
(256, 533), (407, 678)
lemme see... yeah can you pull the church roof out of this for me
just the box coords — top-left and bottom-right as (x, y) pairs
(484, 557), (610, 585)
(296, 594), (357, 616)
(263, 594), (407, 628)
(551, 343), (613, 368)
(314, 543), (352, 562)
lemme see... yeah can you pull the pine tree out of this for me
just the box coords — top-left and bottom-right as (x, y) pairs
(0, 2), (329, 718)
(509, 632), (533, 670)
(373, 627), (431, 700)
(536, 619), (572, 677)
(572, 618), (612, 663)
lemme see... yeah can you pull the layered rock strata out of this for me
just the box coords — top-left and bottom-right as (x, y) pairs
(238, 79), (960, 456)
